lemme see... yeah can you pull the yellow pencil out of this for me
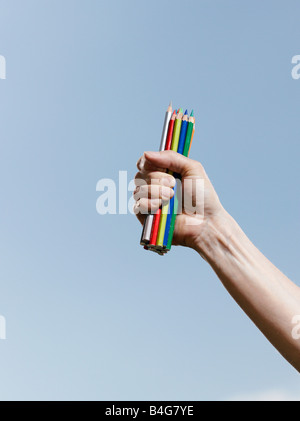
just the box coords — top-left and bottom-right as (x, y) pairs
(171, 108), (183, 152)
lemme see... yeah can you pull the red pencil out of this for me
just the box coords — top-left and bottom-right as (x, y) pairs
(149, 110), (176, 246)
(164, 110), (176, 151)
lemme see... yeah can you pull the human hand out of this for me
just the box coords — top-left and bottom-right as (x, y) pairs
(134, 150), (225, 251)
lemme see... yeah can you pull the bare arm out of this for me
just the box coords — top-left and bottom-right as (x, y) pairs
(134, 150), (300, 372)
(195, 210), (300, 371)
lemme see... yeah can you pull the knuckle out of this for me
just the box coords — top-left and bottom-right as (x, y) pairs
(133, 186), (141, 200)
(136, 155), (145, 171)
(149, 173), (162, 185)
(148, 185), (159, 199)
(134, 173), (147, 187)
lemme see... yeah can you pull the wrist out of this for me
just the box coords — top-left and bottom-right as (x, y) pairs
(193, 209), (237, 263)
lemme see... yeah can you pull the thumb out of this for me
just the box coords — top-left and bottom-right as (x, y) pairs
(144, 150), (199, 176)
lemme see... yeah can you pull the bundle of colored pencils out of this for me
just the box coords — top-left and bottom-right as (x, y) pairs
(140, 102), (195, 255)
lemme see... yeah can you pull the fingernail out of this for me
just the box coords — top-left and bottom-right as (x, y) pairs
(137, 156), (146, 171)
(161, 176), (176, 187)
(133, 203), (139, 214)
(144, 151), (160, 160)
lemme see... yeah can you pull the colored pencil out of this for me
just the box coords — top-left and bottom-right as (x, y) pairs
(165, 113), (195, 251)
(162, 110), (189, 246)
(156, 109), (183, 247)
(166, 194), (179, 250)
(140, 104), (196, 255)
(140, 102), (172, 245)
(163, 180), (177, 246)
(183, 111), (194, 157)
(170, 108), (183, 152)
(149, 110), (176, 246)
(159, 102), (173, 151)
(177, 110), (188, 155)
(164, 110), (176, 151)
(188, 122), (195, 156)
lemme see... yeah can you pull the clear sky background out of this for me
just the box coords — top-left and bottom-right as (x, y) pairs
(0, 0), (299, 400)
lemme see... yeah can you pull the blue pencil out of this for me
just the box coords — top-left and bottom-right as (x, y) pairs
(163, 182), (178, 247)
(177, 110), (188, 155)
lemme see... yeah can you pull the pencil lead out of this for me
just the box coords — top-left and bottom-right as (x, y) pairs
(184, 109), (188, 115)
(190, 110), (194, 117)
(169, 101), (172, 108)
(179, 108), (183, 113)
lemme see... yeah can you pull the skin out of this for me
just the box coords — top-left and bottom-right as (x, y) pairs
(134, 150), (300, 372)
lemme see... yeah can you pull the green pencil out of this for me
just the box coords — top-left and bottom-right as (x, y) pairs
(183, 111), (194, 157)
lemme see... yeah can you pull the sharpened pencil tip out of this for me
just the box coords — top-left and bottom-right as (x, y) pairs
(179, 108), (183, 113)
(169, 101), (172, 108)
(184, 109), (188, 115)
(190, 110), (194, 117)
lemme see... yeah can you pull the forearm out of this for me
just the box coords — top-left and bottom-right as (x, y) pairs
(196, 210), (300, 372)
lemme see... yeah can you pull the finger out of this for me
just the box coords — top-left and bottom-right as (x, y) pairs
(136, 154), (165, 173)
(133, 198), (162, 215)
(133, 184), (174, 201)
(134, 171), (176, 187)
(143, 150), (203, 177)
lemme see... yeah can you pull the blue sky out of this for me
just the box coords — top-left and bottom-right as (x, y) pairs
(0, 0), (299, 400)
